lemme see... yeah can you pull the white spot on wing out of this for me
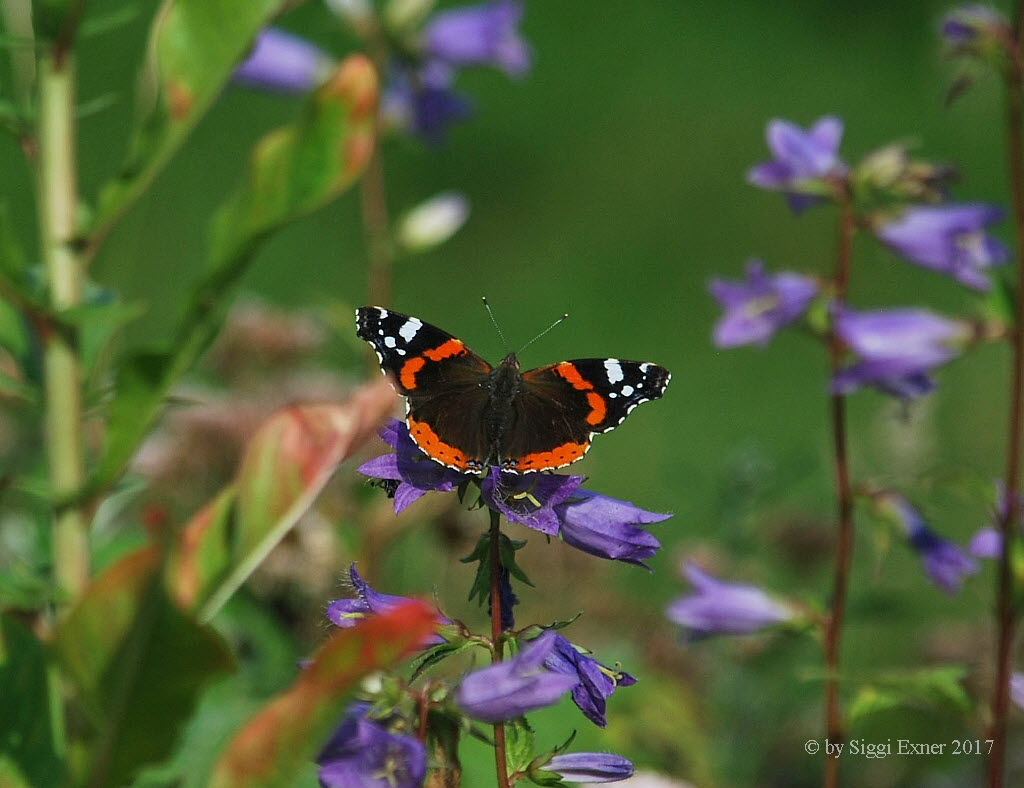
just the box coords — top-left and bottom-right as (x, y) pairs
(399, 317), (423, 343)
(604, 359), (624, 384)
(620, 384), (634, 397)
(384, 335), (397, 348)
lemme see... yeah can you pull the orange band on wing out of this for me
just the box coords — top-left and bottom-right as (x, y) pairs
(585, 391), (607, 425)
(400, 356), (427, 389)
(554, 363), (605, 427)
(423, 339), (467, 361)
(510, 441), (590, 472)
(408, 416), (472, 470)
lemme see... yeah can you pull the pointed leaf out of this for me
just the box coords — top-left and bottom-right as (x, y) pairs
(207, 54), (378, 268)
(53, 547), (235, 786)
(209, 601), (438, 788)
(91, 0), (288, 242)
(164, 379), (396, 620)
(0, 615), (63, 786)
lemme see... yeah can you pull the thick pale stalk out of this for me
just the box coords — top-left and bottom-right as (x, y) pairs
(37, 53), (88, 604)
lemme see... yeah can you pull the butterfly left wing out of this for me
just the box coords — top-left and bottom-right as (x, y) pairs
(356, 306), (494, 472)
(503, 358), (671, 473)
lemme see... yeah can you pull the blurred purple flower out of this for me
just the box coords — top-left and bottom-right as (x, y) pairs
(358, 419), (466, 513)
(831, 307), (969, 399)
(941, 5), (1010, 52)
(542, 633), (636, 727)
(481, 467), (584, 535)
(326, 564), (449, 646)
(456, 631), (579, 722)
(423, 0), (529, 76)
(1012, 673), (1024, 709)
(543, 752), (635, 783)
(876, 203), (1008, 290)
(666, 563), (793, 639)
(555, 490), (668, 567)
(877, 492), (977, 592)
(316, 703), (426, 788)
(747, 116), (846, 212)
(709, 259), (818, 347)
(969, 527), (1001, 558)
(381, 61), (474, 145)
(234, 29), (335, 93)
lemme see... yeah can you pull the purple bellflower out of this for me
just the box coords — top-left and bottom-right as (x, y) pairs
(380, 61), (473, 145)
(554, 489), (668, 568)
(234, 29), (335, 93)
(747, 115), (846, 213)
(361, 420), (668, 565)
(543, 752), (635, 783)
(666, 563), (793, 640)
(423, 0), (529, 76)
(709, 259), (818, 347)
(875, 203), (1008, 290)
(831, 307), (969, 399)
(542, 633), (636, 727)
(326, 564), (449, 646)
(316, 703), (426, 788)
(456, 630), (579, 722)
(970, 527), (1001, 559)
(875, 492), (977, 592)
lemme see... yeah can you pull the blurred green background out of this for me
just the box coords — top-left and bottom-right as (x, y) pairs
(3, 0), (1021, 785)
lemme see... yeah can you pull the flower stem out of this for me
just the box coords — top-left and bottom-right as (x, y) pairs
(822, 184), (856, 788)
(988, 8), (1024, 785)
(360, 141), (392, 306)
(37, 50), (88, 607)
(488, 508), (511, 788)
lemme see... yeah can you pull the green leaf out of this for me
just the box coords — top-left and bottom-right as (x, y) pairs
(208, 602), (439, 788)
(504, 717), (536, 773)
(91, 0), (288, 243)
(166, 381), (396, 620)
(847, 665), (971, 725)
(91, 56), (378, 497)
(207, 54), (378, 268)
(0, 615), (64, 786)
(53, 548), (235, 786)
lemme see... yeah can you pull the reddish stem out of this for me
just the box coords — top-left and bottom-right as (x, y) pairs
(989, 8), (1024, 785)
(822, 183), (856, 788)
(488, 509), (511, 788)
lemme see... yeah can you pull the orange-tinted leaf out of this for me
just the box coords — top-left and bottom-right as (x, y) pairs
(209, 601), (437, 788)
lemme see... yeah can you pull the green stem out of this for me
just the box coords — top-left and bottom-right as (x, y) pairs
(488, 509), (511, 788)
(37, 52), (88, 606)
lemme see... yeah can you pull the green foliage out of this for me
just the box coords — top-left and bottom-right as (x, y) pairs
(848, 665), (972, 726)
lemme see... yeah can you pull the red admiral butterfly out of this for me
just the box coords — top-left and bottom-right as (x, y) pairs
(356, 306), (671, 474)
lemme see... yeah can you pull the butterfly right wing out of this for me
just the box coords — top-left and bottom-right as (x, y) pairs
(356, 306), (493, 471)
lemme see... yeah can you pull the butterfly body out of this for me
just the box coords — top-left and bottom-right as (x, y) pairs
(356, 307), (670, 474)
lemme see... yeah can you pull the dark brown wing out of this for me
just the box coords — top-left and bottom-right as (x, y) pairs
(502, 358), (671, 473)
(356, 306), (493, 472)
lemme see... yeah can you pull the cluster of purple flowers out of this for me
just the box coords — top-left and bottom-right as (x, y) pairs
(235, 0), (529, 142)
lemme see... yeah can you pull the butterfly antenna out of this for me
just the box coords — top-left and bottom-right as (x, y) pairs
(482, 297), (510, 353)
(517, 311), (569, 355)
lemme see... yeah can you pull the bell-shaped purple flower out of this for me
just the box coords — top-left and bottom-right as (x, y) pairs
(709, 259), (818, 347)
(234, 29), (335, 93)
(481, 467), (585, 535)
(831, 307), (969, 399)
(326, 564), (449, 645)
(876, 492), (977, 592)
(666, 563), (793, 640)
(747, 116), (846, 212)
(423, 0), (529, 76)
(316, 703), (426, 788)
(542, 752), (635, 783)
(456, 630), (579, 722)
(542, 633), (636, 727)
(554, 490), (668, 567)
(875, 203), (1008, 290)
(381, 61), (474, 145)
(970, 527), (1002, 558)
(358, 419), (468, 513)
